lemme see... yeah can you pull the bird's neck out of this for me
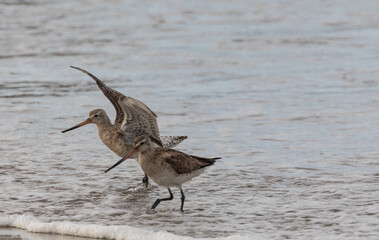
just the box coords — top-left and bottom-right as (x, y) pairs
(137, 149), (155, 172)
(96, 118), (122, 156)
(138, 147), (155, 160)
(97, 114), (113, 130)
(95, 115), (114, 139)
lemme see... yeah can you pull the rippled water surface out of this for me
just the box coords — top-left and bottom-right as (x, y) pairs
(1, 0), (378, 239)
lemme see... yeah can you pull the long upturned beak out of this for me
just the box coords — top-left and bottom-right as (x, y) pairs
(61, 119), (91, 133)
(104, 148), (138, 173)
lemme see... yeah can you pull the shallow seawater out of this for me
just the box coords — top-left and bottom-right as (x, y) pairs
(0, 0), (378, 239)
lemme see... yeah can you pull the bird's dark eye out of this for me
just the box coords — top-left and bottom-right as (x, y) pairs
(140, 142), (145, 145)
(94, 114), (99, 118)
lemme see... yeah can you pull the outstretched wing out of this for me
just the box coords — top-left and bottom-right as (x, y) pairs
(118, 96), (162, 146)
(70, 66), (162, 146)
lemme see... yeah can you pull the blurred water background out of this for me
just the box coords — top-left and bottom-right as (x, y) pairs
(0, 0), (378, 239)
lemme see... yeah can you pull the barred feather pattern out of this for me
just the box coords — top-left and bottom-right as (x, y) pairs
(70, 66), (162, 146)
(161, 136), (188, 148)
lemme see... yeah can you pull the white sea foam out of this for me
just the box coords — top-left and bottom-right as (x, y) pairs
(0, 215), (250, 240)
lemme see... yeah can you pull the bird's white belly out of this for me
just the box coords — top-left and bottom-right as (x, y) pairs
(148, 167), (205, 187)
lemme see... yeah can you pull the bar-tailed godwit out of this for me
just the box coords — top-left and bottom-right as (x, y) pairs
(62, 66), (187, 186)
(105, 135), (220, 212)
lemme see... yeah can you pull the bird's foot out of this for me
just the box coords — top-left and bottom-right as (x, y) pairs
(142, 175), (149, 188)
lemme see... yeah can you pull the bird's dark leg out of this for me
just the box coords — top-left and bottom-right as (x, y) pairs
(151, 188), (173, 210)
(142, 174), (149, 188)
(180, 187), (185, 212)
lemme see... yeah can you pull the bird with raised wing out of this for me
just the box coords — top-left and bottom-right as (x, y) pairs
(62, 66), (187, 186)
(105, 135), (220, 212)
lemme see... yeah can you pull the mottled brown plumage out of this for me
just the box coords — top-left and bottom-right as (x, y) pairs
(153, 148), (216, 174)
(69, 66), (162, 146)
(105, 135), (220, 211)
(62, 66), (187, 187)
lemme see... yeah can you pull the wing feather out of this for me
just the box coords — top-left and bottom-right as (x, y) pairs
(119, 96), (162, 146)
(154, 149), (218, 174)
(70, 66), (162, 146)
(70, 66), (124, 122)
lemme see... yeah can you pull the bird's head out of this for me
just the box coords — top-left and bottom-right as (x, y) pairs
(133, 135), (152, 152)
(87, 109), (108, 125)
(61, 109), (108, 133)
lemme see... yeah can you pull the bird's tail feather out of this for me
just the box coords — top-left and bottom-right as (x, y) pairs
(161, 136), (188, 148)
(191, 156), (221, 168)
